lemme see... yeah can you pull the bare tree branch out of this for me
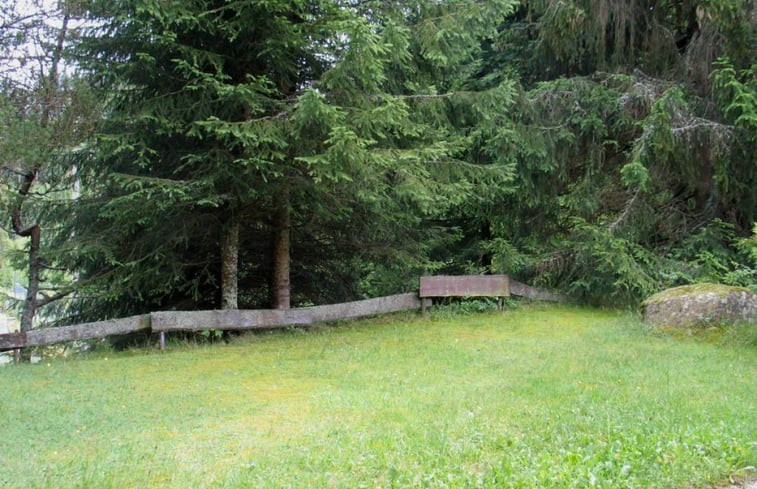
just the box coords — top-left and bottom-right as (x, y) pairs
(671, 118), (733, 135)
(609, 189), (641, 235)
(37, 289), (74, 308)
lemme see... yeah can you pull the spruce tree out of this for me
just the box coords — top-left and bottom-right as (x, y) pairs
(448, 0), (757, 304)
(62, 0), (519, 319)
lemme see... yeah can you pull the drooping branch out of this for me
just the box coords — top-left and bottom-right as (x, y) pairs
(670, 118), (733, 136)
(608, 189), (640, 235)
(37, 289), (74, 308)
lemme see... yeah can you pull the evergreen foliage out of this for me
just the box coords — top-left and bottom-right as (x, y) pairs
(59, 0), (518, 321)
(445, 0), (757, 305)
(0, 2), (97, 336)
(3, 0), (754, 325)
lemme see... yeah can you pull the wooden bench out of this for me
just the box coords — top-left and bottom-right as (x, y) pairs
(419, 274), (510, 313)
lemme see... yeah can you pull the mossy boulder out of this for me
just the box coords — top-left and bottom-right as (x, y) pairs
(642, 283), (757, 328)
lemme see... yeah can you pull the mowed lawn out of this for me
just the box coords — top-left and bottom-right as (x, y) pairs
(1, 305), (755, 489)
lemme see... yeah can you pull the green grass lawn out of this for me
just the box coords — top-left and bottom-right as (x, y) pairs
(1, 304), (755, 489)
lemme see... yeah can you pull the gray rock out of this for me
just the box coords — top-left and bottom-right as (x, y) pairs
(642, 283), (757, 328)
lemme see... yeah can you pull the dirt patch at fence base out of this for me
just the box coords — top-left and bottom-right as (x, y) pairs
(709, 478), (757, 489)
(727, 480), (757, 489)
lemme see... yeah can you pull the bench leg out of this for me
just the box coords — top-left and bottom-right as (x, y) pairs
(422, 298), (432, 316)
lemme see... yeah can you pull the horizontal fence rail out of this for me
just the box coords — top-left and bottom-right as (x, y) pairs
(0, 315), (150, 350)
(0, 277), (566, 352)
(152, 293), (421, 333)
(151, 309), (312, 333)
(0, 294), (422, 350)
(509, 280), (568, 302)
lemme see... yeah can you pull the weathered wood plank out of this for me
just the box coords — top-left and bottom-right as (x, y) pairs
(152, 294), (422, 332)
(0, 315), (151, 350)
(0, 333), (26, 351)
(421, 298), (433, 315)
(420, 275), (510, 298)
(509, 280), (568, 302)
(151, 309), (312, 332)
(305, 293), (421, 322)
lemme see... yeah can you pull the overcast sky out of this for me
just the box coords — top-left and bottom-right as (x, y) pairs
(1, 0), (86, 86)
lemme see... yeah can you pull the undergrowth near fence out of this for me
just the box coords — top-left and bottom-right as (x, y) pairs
(1, 304), (755, 489)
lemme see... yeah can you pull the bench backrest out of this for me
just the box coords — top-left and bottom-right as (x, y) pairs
(419, 274), (510, 298)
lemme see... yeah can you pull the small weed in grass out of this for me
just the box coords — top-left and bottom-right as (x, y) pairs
(1, 305), (755, 488)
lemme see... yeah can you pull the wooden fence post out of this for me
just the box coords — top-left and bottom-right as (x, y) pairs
(422, 298), (432, 316)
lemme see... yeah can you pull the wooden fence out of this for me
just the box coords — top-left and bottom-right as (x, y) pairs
(0, 293), (421, 351)
(509, 280), (567, 302)
(0, 315), (151, 350)
(0, 276), (566, 352)
(418, 275), (566, 312)
(151, 293), (421, 333)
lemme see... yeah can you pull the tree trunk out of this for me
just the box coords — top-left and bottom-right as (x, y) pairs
(220, 215), (240, 310)
(20, 225), (41, 332)
(8, 14), (70, 363)
(480, 221), (492, 271)
(272, 191), (291, 310)
(11, 170), (41, 363)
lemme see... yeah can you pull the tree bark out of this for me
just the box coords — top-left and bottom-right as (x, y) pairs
(220, 215), (240, 310)
(19, 225), (41, 332)
(272, 191), (291, 309)
(11, 170), (41, 363)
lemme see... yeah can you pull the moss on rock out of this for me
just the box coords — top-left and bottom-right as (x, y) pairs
(643, 283), (752, 303)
